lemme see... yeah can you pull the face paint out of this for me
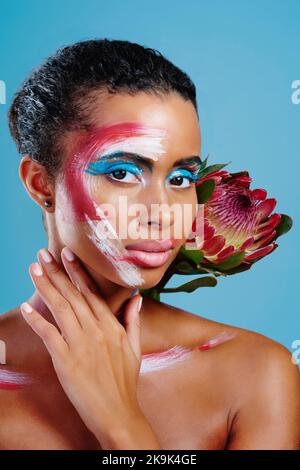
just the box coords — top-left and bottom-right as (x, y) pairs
(58, 122), (168, 287)
(140, 345), (194, 374)
(60, 122), (168, 223)
(198, 330), (237, 351)
(84, 201), (144, 287)
(165, 168), (200, 188)
(0, 369), (33, 391)
(139, 330), (238, 375)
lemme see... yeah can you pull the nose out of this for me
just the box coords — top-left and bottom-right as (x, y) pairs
(139, 181), (175, 233)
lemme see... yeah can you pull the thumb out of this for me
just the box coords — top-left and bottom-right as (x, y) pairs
(124, 292), (143, 363)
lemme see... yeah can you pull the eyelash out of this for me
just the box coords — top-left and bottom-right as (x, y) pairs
(85, 161), (200, 188)
(166, 169), (199, 188)
(103, 163), (143, 184)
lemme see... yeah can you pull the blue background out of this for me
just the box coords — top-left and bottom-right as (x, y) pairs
(0, 0), (299, 353)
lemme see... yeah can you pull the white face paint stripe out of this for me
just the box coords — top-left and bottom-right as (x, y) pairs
(140, 345), (193, 374)
(0, 369), (33, 385)
(84, 202), (145, 288)
(95, 128), (168, 162)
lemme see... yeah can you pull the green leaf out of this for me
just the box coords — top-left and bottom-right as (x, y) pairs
(199, 155), (209, 173)
(160, 276), (217, 293)
(196, 179), (215, 203)
(179, 247), (203, 266)
(176, 267), (217, 276)
(218, 261), (252, 275)
(275, 214), (293, 238)
(199, 161), (231, 178)
(174, 260), (199, 274)
(213, 251), (245, 270)
(139, 288), (160, 301)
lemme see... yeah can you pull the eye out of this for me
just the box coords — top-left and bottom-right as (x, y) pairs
(106, 168), (139, 183)
(84, 160), (143, 184)
(167, 169), (197, 188)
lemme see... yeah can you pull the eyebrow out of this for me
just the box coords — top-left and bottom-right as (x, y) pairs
(91, 151), (201, 172)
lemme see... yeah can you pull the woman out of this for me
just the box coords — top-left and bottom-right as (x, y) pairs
(0, 38), (299, 450)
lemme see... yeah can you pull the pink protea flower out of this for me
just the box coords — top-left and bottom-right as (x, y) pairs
(141, 158), (292, 299)
(185, 169), (283, 265)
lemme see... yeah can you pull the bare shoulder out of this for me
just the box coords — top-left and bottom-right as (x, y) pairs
(223, 330), (300, 449)
(0, 305), (43, 369)
(142, 295), (291, 355)
(154, 299), (300, 448)
(162, 297), (300, 390)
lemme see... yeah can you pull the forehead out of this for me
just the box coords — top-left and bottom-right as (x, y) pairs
(72, 91), (201, 158)
(96, 93), (200, 150)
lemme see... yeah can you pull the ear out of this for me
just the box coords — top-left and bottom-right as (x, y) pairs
(19, 156), (55, 212)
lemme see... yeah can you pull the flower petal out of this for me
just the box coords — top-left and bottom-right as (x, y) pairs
(256, 198), (277, 223)
(249, 230), (277, 251)
(204, 221), (215, 240)
(215, 245), (235, 262)
(239, 237), (255, 250)
(232, 175), (252, 187)
(202, 235), (226, 256)
(253, 227), (275, 241)
(244, 242), (278, 261)
(256, 213), (281, 232)
(251, 188), (267, 200)
(210, 187), (227, 201)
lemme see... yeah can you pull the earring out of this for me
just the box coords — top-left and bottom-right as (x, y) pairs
(44, 200), (52, 208)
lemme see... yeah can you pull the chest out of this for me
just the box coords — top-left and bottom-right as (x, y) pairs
(0, 359), (229, 450)
(137, 364), (229, 449)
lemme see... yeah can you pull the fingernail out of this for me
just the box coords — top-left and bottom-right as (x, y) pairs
(63, 247), (76, 262)
(31, 263), (43, 276)
(39, 248), (52, 263)
(20, 302), (33, 314)
(131, 289), (139, 297)
(137, 296), (143, 313)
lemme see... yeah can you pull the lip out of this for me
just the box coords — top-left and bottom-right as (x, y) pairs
(121, 248), (174, 268)
(125, 238), (175, 252)
(119, 238), (175, 268)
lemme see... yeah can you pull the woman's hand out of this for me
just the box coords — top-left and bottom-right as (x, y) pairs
(20, 247), (161, 450)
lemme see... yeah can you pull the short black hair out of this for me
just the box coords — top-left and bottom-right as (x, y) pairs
(8, 38), (198, 176)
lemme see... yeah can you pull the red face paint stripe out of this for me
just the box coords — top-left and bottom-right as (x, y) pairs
(0, 382), (25, 391)
(63, 122), (154, 222)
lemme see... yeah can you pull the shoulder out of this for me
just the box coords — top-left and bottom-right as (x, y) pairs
(155, 296), (298, 371)
(0, 306), (42, 368)
(227, 333), (300, 448)
(150, 298), (300, 448)
(175, 303), (300, 403)
(213, 328), (300, 449)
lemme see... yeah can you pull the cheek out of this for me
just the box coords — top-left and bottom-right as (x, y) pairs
(56, 167), (129, 257)
(57, 161), (117, 232)
(60, 166), (98, 224)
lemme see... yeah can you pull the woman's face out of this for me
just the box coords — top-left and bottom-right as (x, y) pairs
(54, 91), (201, 289)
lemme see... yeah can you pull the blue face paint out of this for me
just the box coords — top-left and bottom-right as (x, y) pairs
(84, 152), (201, 187)
(166, 168), (200, 188)
(84, 159), (144, 183)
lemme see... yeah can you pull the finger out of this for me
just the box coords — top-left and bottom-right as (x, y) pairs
(20, 301), (69, 361)
(60, 247), (121, 328)
(123, 294), (142, 364)
(29, 261), (82, 344)
(61, 247), (135, 383)
(37, 248), (97, 332)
